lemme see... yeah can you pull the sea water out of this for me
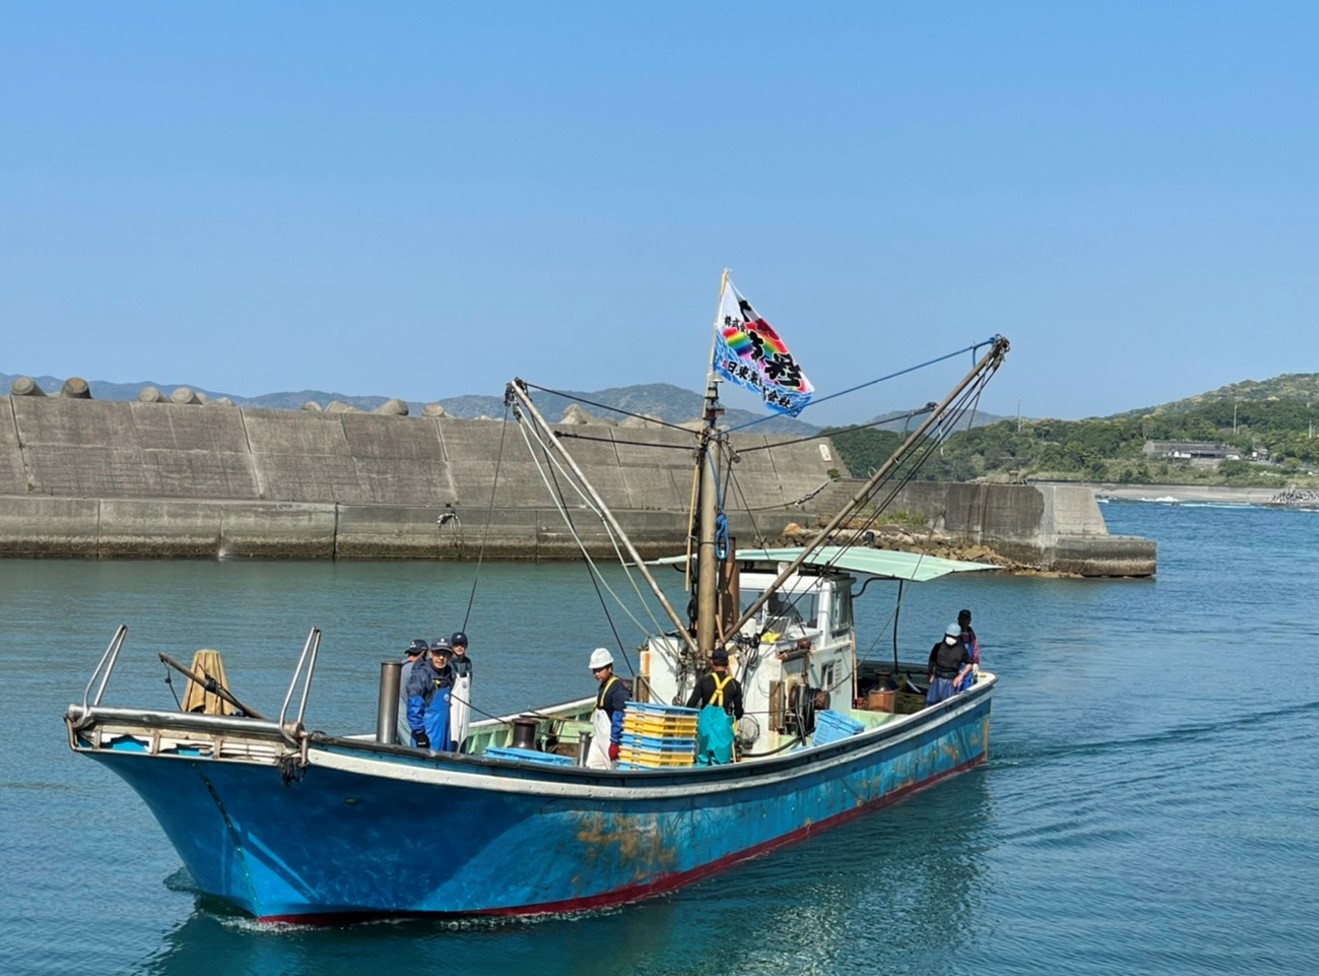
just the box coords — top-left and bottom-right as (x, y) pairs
(1, 502), (1316, 976)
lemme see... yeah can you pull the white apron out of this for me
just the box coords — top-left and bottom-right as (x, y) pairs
(450, 674), (472, 752)
(587, 705), (614, 769)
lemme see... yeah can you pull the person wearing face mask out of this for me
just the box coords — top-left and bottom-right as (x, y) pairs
(926, 623), (973, 705)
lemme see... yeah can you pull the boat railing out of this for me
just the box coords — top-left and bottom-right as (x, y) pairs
(80, 624), (129, 714)
(66, 704), (293, 740)
(277, 627), (322, 737)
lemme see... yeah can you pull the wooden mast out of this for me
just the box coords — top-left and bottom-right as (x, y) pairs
(695, 376), (721, 660)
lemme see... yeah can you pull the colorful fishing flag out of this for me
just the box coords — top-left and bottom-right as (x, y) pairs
(713, 281), (814, 416)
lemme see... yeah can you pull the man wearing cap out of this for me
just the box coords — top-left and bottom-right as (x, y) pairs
(687, 648), (744, 719)
(397, 639), (429, 745)
(406, 638), (456, 750)
(448, 631), (473, 752)
(586, 647), (626, 769)
(926, 623), (973, 705)
(687, 647), (743, 765)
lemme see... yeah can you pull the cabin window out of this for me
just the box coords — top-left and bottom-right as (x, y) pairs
(830, 586), (852, 637)
(741, 589), (819, 630)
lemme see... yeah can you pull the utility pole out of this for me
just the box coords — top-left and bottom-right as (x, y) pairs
(1017, 397), (1023, 434)
(1233, 399), (1238, 435)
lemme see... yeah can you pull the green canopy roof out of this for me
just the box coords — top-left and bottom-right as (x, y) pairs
(654, 547), (998, 583)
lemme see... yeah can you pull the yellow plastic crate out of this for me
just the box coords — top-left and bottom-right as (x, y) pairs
(623, 716), (699, 736)
(618, 748), (695, 768)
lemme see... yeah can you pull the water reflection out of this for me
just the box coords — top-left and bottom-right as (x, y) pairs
(141, 894), (689, 976)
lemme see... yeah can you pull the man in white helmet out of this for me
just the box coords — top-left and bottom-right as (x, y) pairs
(586, 647), (627, 769)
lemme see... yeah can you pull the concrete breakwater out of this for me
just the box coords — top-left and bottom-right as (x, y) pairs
(883, 481), (1155, 577)
(0, 393), (1154, 575)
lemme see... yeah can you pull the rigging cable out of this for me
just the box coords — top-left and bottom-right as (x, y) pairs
(760, 357), (1004, 629)
(828, 367), (996, 570)
(735, 404), (939, 456)
(459, 398), (514, 633)
(521, 382), (696, 434)
(513, 418), (636, 674)
(511, 410), (679, 674)
(718, 437), (771, 547)
(725, 337), (1000, 434)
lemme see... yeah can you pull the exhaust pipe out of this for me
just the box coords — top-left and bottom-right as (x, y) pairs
(377, 660), (402, 744)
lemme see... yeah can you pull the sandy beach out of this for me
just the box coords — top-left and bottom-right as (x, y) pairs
(1044, 482), (1287, 505)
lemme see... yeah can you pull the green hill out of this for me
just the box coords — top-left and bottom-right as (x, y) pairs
(828, 373), (1319, 489)
(1115, 373), (1319, 418)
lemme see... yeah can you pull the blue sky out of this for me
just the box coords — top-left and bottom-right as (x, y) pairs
(3, 2), (1317, 426)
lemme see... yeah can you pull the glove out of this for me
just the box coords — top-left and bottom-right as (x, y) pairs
(608, 742), (620, 762)
(414, 731), (430, 749)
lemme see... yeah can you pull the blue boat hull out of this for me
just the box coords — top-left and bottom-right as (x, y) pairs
(82, 686), (991, 921)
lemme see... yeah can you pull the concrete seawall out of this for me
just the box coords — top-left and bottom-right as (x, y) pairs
(0, 395), (840, 559)
(883, 481), (1155, 576)
(0, 395), (1154, 574)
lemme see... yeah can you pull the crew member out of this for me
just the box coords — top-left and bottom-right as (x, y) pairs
(687, 647), (744, 718)
(927, 623), (973, 705)
(449, 631), (473, 752)
(956, 608), (981, 692)
(586, 647), (627, 769)
(406, 638), (455, 750)
(687, 647), (743, 765)
(397, 638), (428, 745)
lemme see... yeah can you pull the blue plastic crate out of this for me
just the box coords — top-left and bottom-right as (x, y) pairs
(814, 709), (865, 745)
(484, 746), (574, 766)
(620, 732), (696, 752)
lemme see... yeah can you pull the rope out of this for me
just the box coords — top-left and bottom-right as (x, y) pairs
(515, 416), (668, 643)
(557, 432), (696, 451)
(521, 382), (695, 433)
(715, 513), (730, 561)
(736, 404), (939, 455)
(164, 666), (183, 710)
(724, 358), (1002, 630)
(461, 399), (514, 633)
(724, 455), (770, 548)
(725, 337), (999, 433)
(512, 413), (665, 675)
(739, 734), (805, 758)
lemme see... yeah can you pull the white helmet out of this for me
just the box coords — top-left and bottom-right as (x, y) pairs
(588, 647), (613, 670)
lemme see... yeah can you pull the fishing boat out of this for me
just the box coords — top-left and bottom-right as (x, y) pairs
(64, 277), (1011, 922)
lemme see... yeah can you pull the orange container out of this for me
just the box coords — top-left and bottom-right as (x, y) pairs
(866, 689), (895, 712)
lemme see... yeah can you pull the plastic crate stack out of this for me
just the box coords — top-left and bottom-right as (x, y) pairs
(813, 709), (865, 746)
(618, 702), (699, 769)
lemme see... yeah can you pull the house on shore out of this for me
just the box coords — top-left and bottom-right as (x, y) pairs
(1141, 440), (1241, 468)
